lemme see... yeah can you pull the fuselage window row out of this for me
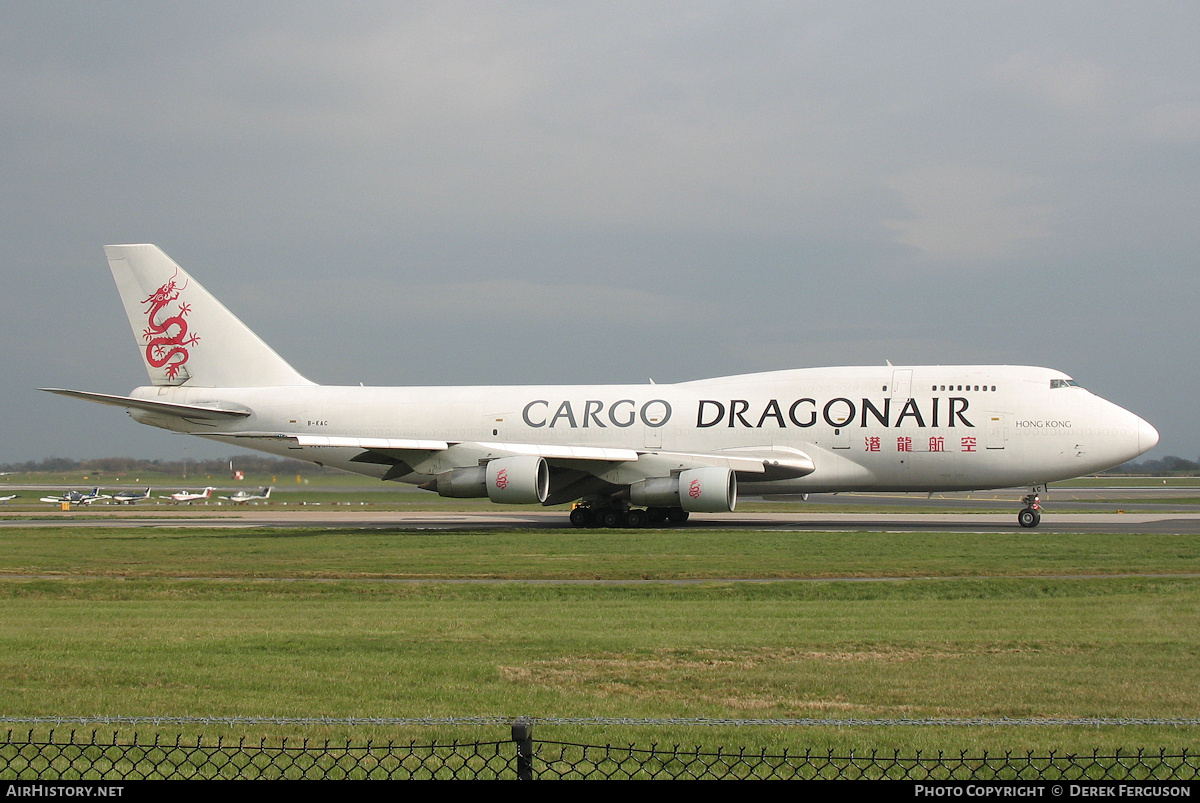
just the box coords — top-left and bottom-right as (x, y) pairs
(931, 385), (997, 392)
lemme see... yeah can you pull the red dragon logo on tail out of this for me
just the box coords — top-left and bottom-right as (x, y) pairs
(141, 270), (200, 381)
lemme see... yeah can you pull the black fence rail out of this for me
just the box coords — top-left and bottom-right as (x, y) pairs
(1, 723), (1197, 780)
(2, 732), (512, 780)
(529, 743), (1200, 781)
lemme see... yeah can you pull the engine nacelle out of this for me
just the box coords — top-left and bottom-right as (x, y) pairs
(630, 466), (737, 513)
(678, 467), (737, 512)
(434, 465), (488, 498)
(629, 476), (681, 507)
(485, 455), (549, 504)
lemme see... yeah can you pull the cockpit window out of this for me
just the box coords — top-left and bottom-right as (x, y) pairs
(1050, 379), (1080, 389)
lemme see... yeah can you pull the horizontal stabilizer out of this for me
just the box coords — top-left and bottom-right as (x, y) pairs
(40, 388), (252, 419)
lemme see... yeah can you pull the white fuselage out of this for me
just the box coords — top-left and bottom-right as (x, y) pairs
(124, 364), (1154, 496)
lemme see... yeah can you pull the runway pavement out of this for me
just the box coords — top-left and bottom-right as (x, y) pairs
(4, 507), (1200, 534)
(4, 480), (1199, 533)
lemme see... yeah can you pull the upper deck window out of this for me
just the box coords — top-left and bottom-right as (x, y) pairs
(1050, 379), (1080, 389)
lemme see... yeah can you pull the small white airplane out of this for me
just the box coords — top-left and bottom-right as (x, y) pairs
(220, 486), (272, 504)
(160, 487), (215, 503)
(40, 487), (110, 506)
(0, 494), (17, 503)
(43, 244), (1158, 528)
(111, 487), (152, 504)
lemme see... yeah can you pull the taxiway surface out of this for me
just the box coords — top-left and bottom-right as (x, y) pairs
(4, 508), (1200, 534)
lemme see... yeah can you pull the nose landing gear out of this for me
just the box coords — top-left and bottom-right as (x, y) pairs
(1018, 489), (1043, 528)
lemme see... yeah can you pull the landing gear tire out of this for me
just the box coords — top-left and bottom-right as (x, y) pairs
(666, 507), (690, 524)
(569, 507), (593, 528)
(572, 502), (669, 529)
(1018, 489), (1044, 529)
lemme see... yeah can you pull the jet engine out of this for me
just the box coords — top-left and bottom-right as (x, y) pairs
(630, 466), (737, 513)
(485, 455), (550, 504)
(432, 455), (549, 504)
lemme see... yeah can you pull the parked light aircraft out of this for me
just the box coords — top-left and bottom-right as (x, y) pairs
(161, 487), (214, 503)
(39, 488), (110, 506)
(111, 487), (151, 504)
(0, 494), (17, 503)
(220, 487), (272, 504)
(43, 245), (1158, 528)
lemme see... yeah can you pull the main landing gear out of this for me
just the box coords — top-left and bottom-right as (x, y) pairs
(569, 502), (690, 529)
(1018, 489), (1043, 528)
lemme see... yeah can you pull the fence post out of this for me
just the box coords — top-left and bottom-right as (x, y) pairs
(513, 716), (534, 780)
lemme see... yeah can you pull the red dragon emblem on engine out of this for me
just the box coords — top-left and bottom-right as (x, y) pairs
(688, 478), (702, 499)
(495, 468), (509, 490)
(141, 269), (200, 381)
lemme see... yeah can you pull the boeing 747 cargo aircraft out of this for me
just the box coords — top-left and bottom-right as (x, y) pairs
(43, 245), (1158, 528)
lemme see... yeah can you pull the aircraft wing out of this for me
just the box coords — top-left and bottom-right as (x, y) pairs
(288, 435), (454, 452)
(231, 433), (814, 485)
(237, 432), (770, 470)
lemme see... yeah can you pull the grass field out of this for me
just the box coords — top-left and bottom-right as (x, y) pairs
(0, 521), (1197, 754)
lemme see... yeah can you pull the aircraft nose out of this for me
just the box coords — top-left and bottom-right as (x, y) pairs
(1138, 417), (1160, 455)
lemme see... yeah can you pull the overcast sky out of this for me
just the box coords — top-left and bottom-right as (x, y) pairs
(1, 1), (1196, 464)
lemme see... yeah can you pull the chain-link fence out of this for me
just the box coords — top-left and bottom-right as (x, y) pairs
(1, 721), (1197, 780)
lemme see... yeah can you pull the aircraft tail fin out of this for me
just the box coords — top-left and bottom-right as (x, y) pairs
(105, 244), (313, 388)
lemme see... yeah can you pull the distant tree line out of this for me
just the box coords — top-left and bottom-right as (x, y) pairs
(1107, 455), (1200, 474)
(0, 455), (330, 477)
